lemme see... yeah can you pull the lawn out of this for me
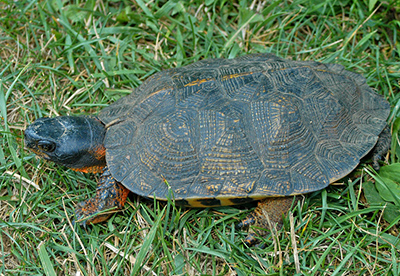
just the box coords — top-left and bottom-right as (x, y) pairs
(1, 0), (400, 275)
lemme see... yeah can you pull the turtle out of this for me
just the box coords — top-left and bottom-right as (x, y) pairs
(24, 53), (391, 245)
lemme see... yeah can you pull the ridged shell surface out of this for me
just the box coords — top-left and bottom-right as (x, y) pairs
(99, 53), (390, 206)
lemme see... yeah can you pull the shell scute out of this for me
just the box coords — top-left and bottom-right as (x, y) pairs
(99, 54), (390, 206)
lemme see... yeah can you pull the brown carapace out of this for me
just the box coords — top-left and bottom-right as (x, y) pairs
(25, 53), (390, 246)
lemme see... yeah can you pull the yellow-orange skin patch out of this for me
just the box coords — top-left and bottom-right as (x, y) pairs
(90, 144), (106, 162)
(72, 166), (105, 174)
(71, 145), (106, 173)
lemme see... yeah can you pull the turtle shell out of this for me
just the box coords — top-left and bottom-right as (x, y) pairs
(98, 53), (390, 207)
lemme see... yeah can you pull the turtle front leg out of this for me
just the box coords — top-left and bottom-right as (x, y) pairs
(237, 196), (297, 246)
(75, 167), (130, 226)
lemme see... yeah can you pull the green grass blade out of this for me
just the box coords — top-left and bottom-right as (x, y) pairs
(131, 207), (165, 274)
(38, 243), (57, 276)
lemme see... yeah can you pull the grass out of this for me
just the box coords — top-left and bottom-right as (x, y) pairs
(1, 0), (400, 275)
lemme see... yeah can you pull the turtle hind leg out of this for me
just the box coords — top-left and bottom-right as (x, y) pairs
(75, 167), (130, 226)
(372, 125), (391, 171)
(237, 196), (297, 246)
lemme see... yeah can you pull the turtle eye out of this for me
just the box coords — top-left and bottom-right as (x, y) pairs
(37, 140), (56, 152)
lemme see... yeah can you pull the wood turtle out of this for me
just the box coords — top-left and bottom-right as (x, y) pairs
(25, 53), (391, 245)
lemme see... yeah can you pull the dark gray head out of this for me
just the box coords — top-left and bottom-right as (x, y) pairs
(25, 116), (107, 172)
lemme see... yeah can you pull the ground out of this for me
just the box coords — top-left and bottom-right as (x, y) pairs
(1, 0), (400, 275)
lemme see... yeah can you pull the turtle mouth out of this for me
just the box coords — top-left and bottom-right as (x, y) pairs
(27, 146), (51, 160)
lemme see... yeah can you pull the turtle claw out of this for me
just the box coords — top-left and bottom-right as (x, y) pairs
(74, 201), (91, 227)
(71, 218), (87, 228)
(74, 198), (114, 226)
(72, 167), (130, 226)
(73, 219), (86, 228)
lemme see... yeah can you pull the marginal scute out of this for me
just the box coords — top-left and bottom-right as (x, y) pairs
(228, 197), (254, 205)
(196, 198), (221, 207)
(99, 53), (390, 205)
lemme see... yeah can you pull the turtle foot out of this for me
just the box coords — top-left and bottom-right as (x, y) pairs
(237, 196), (297, 246)
(74, 167), (130, 226)
(75, 198), (114, 226)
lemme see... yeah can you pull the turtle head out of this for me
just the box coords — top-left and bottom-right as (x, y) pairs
(25, 116), (107, 173)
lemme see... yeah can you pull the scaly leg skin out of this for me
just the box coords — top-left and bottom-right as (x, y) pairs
(372, 125), (391, 171)
(237, 196), (297, 246)
(75, 167), (130, 226)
